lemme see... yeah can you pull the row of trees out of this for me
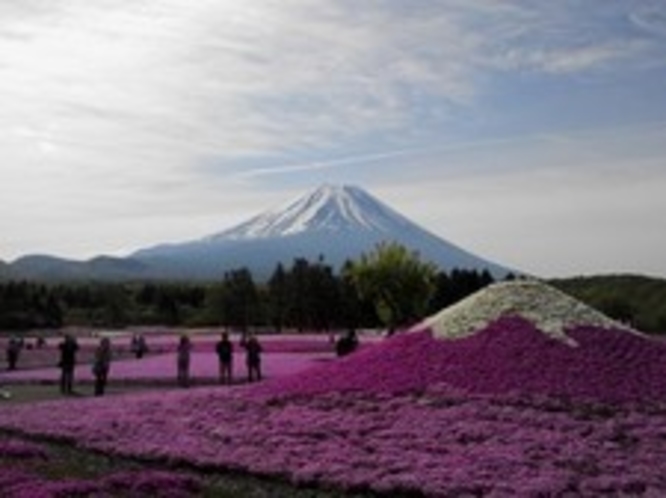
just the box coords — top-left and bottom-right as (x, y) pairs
(0, 243), (501, 333)
(551, 274), (666, 333)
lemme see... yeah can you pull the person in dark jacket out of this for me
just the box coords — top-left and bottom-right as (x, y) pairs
(244, 333), (262, 382)
(93, 337), (112, 396)
(58, 334), (79, 395)
(177, 334), (192, 388)
(6, 336), (21, 371)
(335, 328), (359, 357)
(131, 333), (148, 359)
(215, 332), (234, 384)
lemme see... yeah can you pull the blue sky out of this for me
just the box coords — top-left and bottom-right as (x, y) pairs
(1, 0), (665, 278)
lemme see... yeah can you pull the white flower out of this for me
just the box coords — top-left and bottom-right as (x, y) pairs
(417, 279), (636, 347)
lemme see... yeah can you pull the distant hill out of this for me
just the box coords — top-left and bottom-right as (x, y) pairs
(549, 274), (666, 334)
(1, 184), (514, 282)
(8, 255), (154, 282)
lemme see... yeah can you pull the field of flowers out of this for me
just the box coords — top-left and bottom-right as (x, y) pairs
(0, 434), (203, 498)
(0, 351), (332, 386)
(0, 433), (371, 498)
(0, 332), (341, 386)
(265, 317), (666, 403)
(2, 316), (666, 496)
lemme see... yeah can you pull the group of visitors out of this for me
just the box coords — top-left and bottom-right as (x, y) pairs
(54, 333), (121, 396)
(176, 331), (263, 387)
(4, 335), (48, 372)
(3, 329), (365, 401)
(50, 331), (264, 395)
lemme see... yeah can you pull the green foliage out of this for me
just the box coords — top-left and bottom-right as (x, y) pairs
(221, 268), (260, 331)
(0, 255), (501, 332)
(343, 242), (437, 330)
(428, 268), (494, 313)
(0, 281), (63, 329)
(550, 274), (666, 333)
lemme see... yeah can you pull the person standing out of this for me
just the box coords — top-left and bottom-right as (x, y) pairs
(177, 334), (192, 388)
(215, 332), (234, 384)
(6, 336), (21, 371)
(58, 334), (79, 395)
(131, 333), (148, 359)
(335, 328), (359, 357)
(244, 333), (262, 382)
(93, 337), (112, 396)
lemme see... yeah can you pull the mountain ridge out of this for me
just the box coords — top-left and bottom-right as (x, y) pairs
(2, 184), (514, 282)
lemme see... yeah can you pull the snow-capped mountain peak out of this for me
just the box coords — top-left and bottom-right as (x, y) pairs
(129, 183), (513, 280)
(207, 184), (412, 241)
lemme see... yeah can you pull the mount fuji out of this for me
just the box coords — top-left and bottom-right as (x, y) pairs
(130, 184), (513, 281)
(2, 184), (513, 282)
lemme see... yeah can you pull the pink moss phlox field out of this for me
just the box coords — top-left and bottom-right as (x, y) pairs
(0, 437), (49, 460)
(121, 333), (341, 354)
(0, 332), (352, 385)
(260, 316), (666, 403)
(0, 351), (332, 385)
(0, 440), (202, 498)
(1, 470), (202, 498)
(0, 435), (202, 497)
(1, 386), (666, 496)
(3, 320), (666, 495)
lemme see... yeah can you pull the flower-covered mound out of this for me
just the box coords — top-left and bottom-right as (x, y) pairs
(263, 317), (666, 404)
(418, 279), (633, 343)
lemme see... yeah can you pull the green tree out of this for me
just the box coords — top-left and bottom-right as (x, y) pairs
(268, 263), (288, 332)
(344, 242), (437, 332)
(222, 268), (258, 332)
(284, 258), (312, 331)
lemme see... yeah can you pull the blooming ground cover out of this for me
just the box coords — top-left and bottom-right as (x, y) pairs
(1, 332), (342, 367)
(265, 318), (666, 404)
(0, 434), (203, 497)
(0, 351), (332, 385)
(2, 318), (666, 496)
(3, 283), (666, 496)
(419, 279), (632, 342)
(0, 433), (365, 498)
(2, 381), (666, 496)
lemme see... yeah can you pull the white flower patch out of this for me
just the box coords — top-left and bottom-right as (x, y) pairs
(418, 279), (636, 347)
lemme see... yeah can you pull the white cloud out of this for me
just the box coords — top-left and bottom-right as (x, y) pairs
(497, 41), (647, 74)
(0, 0), (665, 277)
(377, 123), (666, 277)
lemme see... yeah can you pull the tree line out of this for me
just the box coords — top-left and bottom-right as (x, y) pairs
(0, 245), (502, 333)
(550, 274), (666, 333)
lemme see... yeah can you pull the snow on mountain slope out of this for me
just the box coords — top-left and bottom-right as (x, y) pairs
(206, 184), (412, 241)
